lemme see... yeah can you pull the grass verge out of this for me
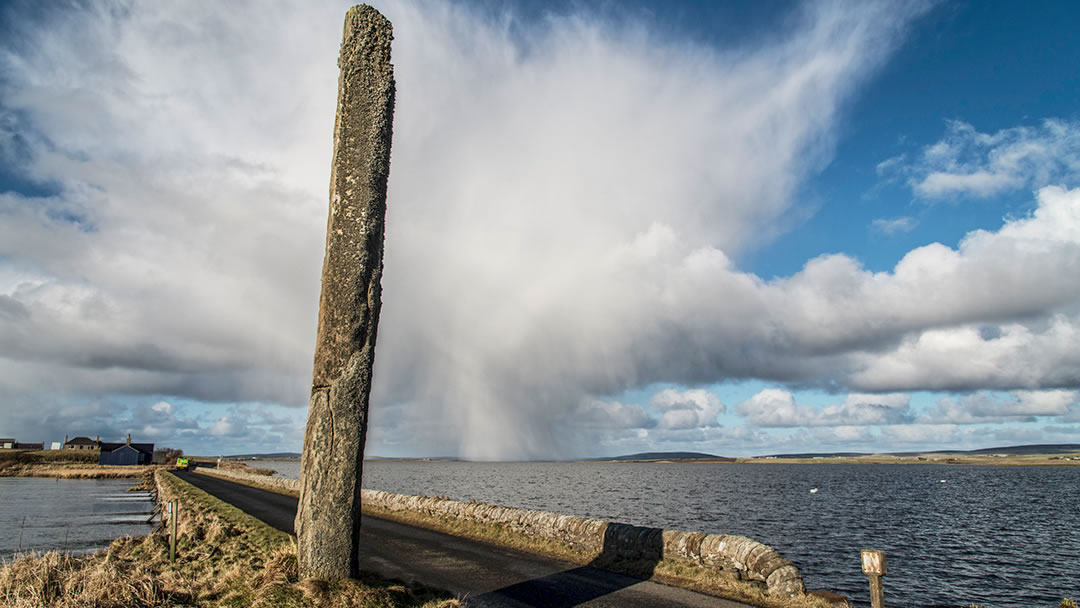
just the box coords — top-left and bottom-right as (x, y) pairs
(0, 471), (461, 608)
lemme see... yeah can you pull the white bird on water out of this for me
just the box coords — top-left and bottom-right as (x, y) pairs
(809, 488), (819, 494)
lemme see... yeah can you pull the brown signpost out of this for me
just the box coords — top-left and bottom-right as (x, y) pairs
(295, 4), (396, 581)
(861, 549), (887, 608)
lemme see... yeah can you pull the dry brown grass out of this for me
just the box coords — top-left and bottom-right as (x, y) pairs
(0, 541), (172, 608)
(0, 472), (462, 608)
(0, 449), (159, 478)
(24, 450), (100, 464)
(0, 464), (159, 479)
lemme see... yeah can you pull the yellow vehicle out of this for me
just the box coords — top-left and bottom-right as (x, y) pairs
(175, 457), (190, 470)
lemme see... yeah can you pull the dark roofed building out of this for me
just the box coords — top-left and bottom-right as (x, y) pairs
(14, 442), (44, 450)
(64, 435), (100, 450)
(0, 438), (15, 449)
(99, 435), (154, 466)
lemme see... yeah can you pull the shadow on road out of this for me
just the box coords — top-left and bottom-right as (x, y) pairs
(469, 523), (663, 608)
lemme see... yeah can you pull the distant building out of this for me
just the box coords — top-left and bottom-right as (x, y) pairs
(98, 435), (154, 466)
(63, 435), (100, 450)
(0, 439), (44, 450)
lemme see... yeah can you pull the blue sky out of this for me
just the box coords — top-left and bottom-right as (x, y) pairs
(1, 0), (1079, 459)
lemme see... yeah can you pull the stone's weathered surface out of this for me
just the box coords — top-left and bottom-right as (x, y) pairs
(296, 3), (395, 581)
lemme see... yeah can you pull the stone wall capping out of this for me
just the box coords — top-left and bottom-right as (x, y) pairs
(361, 488), (805, 597)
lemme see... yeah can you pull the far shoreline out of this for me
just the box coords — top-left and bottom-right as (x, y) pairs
(339, 453), (1080, 466)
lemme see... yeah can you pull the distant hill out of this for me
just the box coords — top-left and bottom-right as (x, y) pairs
(944, 443), (1080, 455)
(587, 451), (725, 461)
(761, 443), (1080, 459)
(757, 451), (867, 459)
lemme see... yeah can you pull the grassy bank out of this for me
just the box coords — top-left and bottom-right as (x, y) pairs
(0, 471), (461, 608)
(0, 449), (157, 478)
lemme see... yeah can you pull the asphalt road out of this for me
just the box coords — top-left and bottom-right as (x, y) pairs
(174, 471), (750, 608)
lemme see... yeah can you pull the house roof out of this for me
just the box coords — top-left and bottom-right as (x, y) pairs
(0, 438), (15, 443)
(99, 442), (154, 455)
(65, 436), (98, 445)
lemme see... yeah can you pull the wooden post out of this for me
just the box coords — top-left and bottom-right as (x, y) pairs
(16, 515), (26, 552)
(168, 500), (178, 564)
(861, 549), (887, 608)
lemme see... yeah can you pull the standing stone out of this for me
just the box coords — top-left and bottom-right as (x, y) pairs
(296, 4), (395, 580)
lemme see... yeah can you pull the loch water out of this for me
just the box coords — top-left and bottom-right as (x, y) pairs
(265, 459), (1078, 608)
(0, 477), (154, 559)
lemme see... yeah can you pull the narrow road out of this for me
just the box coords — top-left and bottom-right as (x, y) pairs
(174, 471), (750, 608)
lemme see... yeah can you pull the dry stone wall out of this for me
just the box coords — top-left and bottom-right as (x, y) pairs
(190, 468), (803, 597)
(362, 489), (805, 597)
(194, 466), (300, 495)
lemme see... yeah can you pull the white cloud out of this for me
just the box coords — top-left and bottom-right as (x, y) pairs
(877, 423), (961, 445)
(210, 417), (241, 438)
(649, 388), (726, 430)
(736, 389), (912, 427)
(1011, 390), (1078, 416)
(881, 119), (1080, 199)
(574, 398), (652, 429)
(4, 2), (1078, 460)
(875, 154), (906, 176)
(850, 314), (1080, 392)
(150, 401), (174, 415)
(920, 390), (1079, 425)
(871, 216), (918, 234)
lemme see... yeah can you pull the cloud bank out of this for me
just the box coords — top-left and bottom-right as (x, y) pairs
(2, 1), (1078, 458)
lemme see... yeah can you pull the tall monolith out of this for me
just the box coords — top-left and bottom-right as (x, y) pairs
(296, 4), (395, 580)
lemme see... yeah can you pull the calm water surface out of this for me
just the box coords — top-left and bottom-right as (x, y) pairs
(0, 478), (154, 558)
(264, 460), (1079, 608)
